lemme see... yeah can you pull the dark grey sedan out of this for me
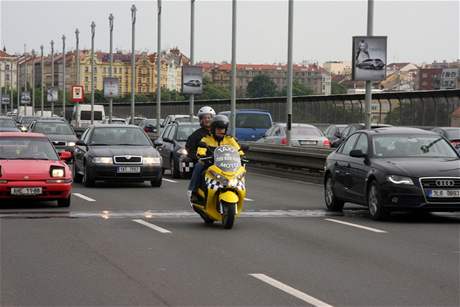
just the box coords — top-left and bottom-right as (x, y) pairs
(73, 125), (162, 187)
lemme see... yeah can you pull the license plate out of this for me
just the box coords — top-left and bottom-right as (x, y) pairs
(117, 166), (141, 174)
(300, 140), (317, 145)
(11, 187), (43, 196)
(428, 189), (460, 198)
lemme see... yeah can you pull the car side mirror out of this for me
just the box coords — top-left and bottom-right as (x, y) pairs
(154, 139), (163, 147)
(59, 151), (73, 161)
(350, 149), (366, 158)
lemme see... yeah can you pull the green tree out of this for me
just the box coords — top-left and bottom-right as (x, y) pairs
(280, 80), (314, 96)
(246, 75), (278, 98)
(331, 81), (347, 95)
(195, 76), (230, 100)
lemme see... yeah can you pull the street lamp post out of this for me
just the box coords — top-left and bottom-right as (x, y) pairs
(90, 21), (95, 125)
(189, 0), (195, 120)
(130, 5), (136, 125)
(364, 0), (374, 130)
(286, 0), (294, 145)
(230, 0), (237, 137)
(31, 49), (36, 115)
(16, 57), (19, 112)
(40, 45), (44, 116)
(156, 0), (162, 133)
(109, 13), (114, 124)
(75, 28), (80, 127)
(50, 40), (55, 115)
(62, 35), (66, 119)
(23, 48), (28, 116)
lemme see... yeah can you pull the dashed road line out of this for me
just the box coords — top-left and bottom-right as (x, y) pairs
(73, 193), (96, 202)
(244, 198), (254, 202)
(132, 219), (172, 234)
(325, 218), (387, 233)
(250, 274), (333, 307)
(163, 178), (178, 183)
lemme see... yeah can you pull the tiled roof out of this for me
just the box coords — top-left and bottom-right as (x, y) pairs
(197, 62), (326, 73)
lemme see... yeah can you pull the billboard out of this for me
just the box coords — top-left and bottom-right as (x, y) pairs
(352, 36), (387, 81)
(47, 87), (58, 102)
(20, 92), (31, 105)
(1, 95), (10, 105)
(103, 77), (120, 98)
(71, 85), (84, 103)
(182, 66), (203, 95)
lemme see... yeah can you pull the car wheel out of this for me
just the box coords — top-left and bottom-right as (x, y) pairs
(58, 196), (71, 208)
(151, 174), (163, 187)
(170, 156), (180, 179)
(324, 175), (344, 212)
(73, 161), (83, 183)
(368, 181), (389, 220)
(82, 163), (95, 187)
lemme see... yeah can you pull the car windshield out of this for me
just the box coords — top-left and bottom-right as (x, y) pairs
(0, 137), (58, 160)
(236, 114), (271, 129)
(177, 124), (200, 141)
(0, 119), (16, 128)
(445, 129), (460, 140)
(33, 122), (74, 135)
(81, 111), (103, 121)
(373, 135), (459, 159)
(175, 117), (199, 123)
(90, 127), (151, 146)
(214, 145), (241, 172)
(292, 127), (323, 137)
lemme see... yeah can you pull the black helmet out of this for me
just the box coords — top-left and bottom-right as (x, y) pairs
(211, 115), (229, 140)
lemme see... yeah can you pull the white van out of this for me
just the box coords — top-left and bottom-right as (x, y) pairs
(71, 104), (105, 128)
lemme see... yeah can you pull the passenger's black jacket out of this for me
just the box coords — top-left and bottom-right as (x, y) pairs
(185, 127), (210, 162)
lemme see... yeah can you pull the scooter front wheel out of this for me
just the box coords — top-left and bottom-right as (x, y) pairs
(222, 204), (236, 229)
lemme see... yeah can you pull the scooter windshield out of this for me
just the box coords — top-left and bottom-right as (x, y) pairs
(214, 145), (241, 172)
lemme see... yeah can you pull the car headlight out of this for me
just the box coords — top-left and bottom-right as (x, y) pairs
(177, 148), (188, 156)
(387, 175), (414, 185)
(143, 157), (161, 165)
(92, 157), (113, 164)
(67, 142), (76, 147)
(50, 166), (65, 178)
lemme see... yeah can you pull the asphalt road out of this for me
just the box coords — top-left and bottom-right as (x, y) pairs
(1, 172), (459, 306)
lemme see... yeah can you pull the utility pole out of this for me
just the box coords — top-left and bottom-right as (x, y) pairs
(156, 0), (162, 133)
(90, 22), (96, 124)
(230, 0), (237, 137)
(130, 4), (137, 124)
(31, 49), (36, 115)
(23, 46), (28, 116)
(75, 28), (80, 127)
(189, 0), (195, 120)
(62, 35), (66, 119)
(40, 45), (44, 116)
(286, 0), (294, 145)
(50, 40), (54, 115)
(109, 13), (114, 124)
(364, 0), (374, 129)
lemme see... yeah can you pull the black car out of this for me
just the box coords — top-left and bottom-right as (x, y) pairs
(332, 123), (391, 148)
(324, 127), (460, 220)
(29, 120), (78, 155)
(184, 79), (201, 87)
(432, 127), (460, 152)
(155, 121), (200, 178)
(73, 125), (162, 187)
(356, 58), (385, 70)
(0, 116), (20, 132)
(139, 118), (161, 140)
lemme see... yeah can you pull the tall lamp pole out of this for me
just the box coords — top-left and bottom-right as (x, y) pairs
(75, 28), (80, 127)
(189, 0), (195, 120)
(286, 0), (294, 145)
(130, 5), (137, 124)
(40, 45), (44, 116)
(62, 35), (66, 119)
(156, 0), (162, 133)
(90, 21), (96, 125)
(31, 49), (36, 115)
(230, 0), (237, 137)
(364, 0), (374, 129)
(50, 40), (54, 115)
(109, 13), (114, 124)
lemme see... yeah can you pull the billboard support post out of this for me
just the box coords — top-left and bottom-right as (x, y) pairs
(75, 28), (80, 127)
(109, 13), (114, 124)
(365, 0), (374, 130)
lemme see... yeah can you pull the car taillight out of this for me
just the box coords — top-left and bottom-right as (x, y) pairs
(451, 140), (460, 148)
(323, 139), (331, 148)
(281, 137), (288, 145)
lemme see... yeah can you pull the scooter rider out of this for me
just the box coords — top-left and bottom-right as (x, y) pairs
(186, 106), (216, 199)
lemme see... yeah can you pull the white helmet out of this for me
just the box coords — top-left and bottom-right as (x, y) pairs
(197, 106), (216, 119)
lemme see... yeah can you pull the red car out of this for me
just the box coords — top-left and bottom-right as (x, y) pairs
(0, 132), (73, 207)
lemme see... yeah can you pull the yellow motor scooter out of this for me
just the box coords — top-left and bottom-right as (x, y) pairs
(191, 145), (247, 229)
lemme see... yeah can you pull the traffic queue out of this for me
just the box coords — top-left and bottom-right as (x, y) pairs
(0, 105), (459, 228)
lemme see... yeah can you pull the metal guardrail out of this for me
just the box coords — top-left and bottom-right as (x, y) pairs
(244, 142), (333, 172)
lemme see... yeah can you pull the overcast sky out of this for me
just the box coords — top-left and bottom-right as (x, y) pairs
(1, 0), (459, 64)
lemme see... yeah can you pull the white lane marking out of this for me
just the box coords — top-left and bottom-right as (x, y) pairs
(250, 274), (333, 307)
(132, 219), (172, 234)
(325, 218), (387, 233)
(163, 178), (178, 183)
(73, 193), (96, 202)
(244, 198), (254, 202)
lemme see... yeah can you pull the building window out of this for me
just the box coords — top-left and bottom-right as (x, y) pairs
(422, 73), (427, 78)
(5, 64), (10, 70)
(85, 77), (89, 82)
(85, 66), (89, 73)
